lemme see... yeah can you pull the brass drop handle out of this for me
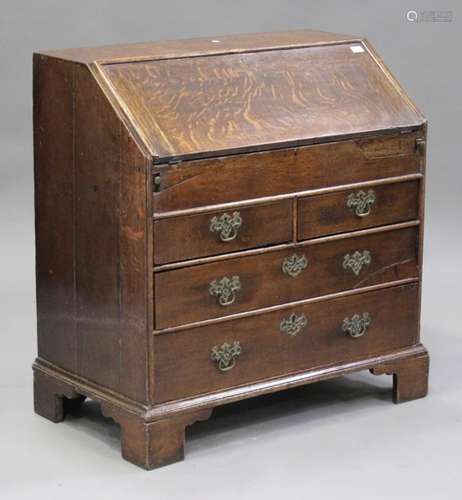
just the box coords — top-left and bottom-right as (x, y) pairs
(209, 275), (241, 306)
(346, 189), (376, 217)
(210, 341), (242, 371)
(209, 211), (243, 242)
(282, 253), (308, 277)
(342, 312), (371, 338)
(280, 313), (308, 336)
(343, 250), (372, 276)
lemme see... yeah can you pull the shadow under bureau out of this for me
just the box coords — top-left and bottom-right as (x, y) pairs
(33, 30), (429, 469)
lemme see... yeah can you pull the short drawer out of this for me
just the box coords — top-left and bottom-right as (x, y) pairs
(154, 200), (292, 264)
(298, 180), (419, 240)
(153, 283), (419, 403)
(154, 226), (418, 329)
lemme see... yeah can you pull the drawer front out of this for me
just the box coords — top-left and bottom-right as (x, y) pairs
(155, 226), (418, 329)
(153, 132), (421, 213)
(298, 180), (419, 240)
(153, 283), (419, 402)
(154, 200), (292, 264)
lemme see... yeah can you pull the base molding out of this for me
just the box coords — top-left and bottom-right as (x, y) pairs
(33, 343), (429, 469)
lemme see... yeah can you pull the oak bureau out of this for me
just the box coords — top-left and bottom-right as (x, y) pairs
(33, 30), (429, 469)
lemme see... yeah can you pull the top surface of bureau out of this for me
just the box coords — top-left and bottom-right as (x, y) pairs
(89, 31), (424, 162)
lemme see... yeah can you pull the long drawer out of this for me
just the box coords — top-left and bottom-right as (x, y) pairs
(153, 283), (419, 403)
(154, 226), (419, 329)
(153, 132), (421, 212)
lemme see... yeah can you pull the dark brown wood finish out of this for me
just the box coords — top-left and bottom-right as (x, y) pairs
(34, 56), (77, 373)
(34, 370), (86, 423)
(153, 132), (420, 212)
(33, 31), (429, 470)
(298, 179), (420, 240)
(33, 341), (429, 469)
(153, 284), (419, 402)
(154, 200), (292, 264)
(371, 351), (429, 403)
(34, 56), (151, 403)
(155, 226), (418, 329)
(100, 404), (212, 470)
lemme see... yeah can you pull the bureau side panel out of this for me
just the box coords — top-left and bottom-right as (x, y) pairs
(74, 65), (120, 391)
(33, 55), (77, 371)
(73, 65), (149, 402)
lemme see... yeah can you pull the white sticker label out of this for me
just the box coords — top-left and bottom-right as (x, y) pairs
(350, 45), (365, 53)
